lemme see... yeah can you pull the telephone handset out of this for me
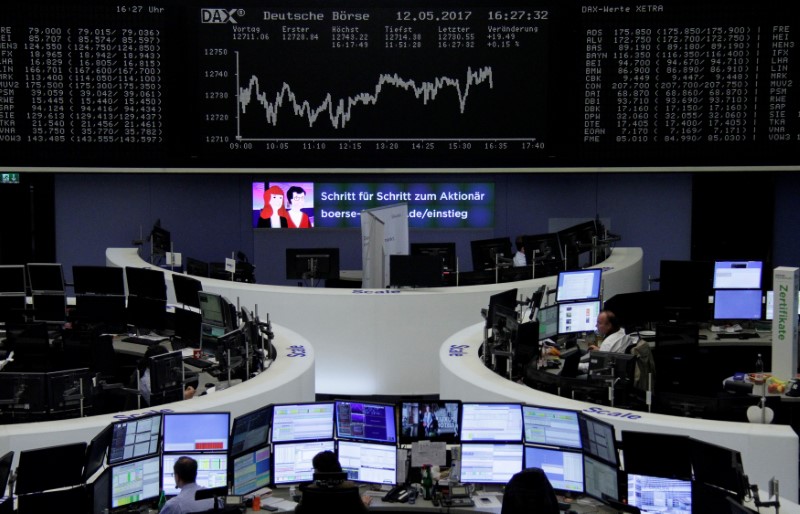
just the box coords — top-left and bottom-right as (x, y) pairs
(382, 485), (411, 503)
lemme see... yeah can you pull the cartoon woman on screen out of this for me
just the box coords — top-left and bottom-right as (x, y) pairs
(286, 185), (313, 228)
(257, 185), (289, 228)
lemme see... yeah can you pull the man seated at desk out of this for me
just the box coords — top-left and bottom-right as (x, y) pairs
(578, 310), (633, 372)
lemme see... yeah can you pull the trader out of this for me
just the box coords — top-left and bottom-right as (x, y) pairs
(160, 456), (214, 514)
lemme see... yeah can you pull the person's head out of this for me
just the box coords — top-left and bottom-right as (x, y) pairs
(515, 236), (525, 253)
(138, 344), (169, 376)
(173, 456), (198, 488)
(260, 185), (288, 218)
(287, 186), (306, 211)
(312, 451), (342, 473)
(596, 310), (620, 336)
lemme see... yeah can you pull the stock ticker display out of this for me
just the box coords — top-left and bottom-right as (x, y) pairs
(0, 1), (799, 168)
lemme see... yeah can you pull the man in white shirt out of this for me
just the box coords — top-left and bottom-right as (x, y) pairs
(578, 310), (632, 371)
(513, 237), (527, 267)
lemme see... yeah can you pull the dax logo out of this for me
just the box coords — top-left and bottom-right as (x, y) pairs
(287, 345), (307, 357)
(201, 8), (242, 24)
(449, 344), (469, 357)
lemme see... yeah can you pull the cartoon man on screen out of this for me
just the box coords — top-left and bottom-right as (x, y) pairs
(286, 185), (313, 228)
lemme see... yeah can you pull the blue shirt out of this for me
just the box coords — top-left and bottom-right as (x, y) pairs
(159, 483), (214, 514)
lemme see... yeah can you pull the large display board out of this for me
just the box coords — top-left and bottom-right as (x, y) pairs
(1, 1), (799, 169)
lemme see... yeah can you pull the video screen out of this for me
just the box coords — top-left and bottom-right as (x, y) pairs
(538, 304), (559, 340)
(627, 474), (692, 514)
(272, 402), (335, 443)
(231, 406), (271, 457)
(399, 400), (460, 443)
(713, 289), (763, 320)
(252, 181), (315, 229)
(583, 455), (619, 502)
(461, 403), (523, 442)
(338, 441), (397, 485)
(460, 443), (523, 484)
(110, 455), (160, 509)
(713, 261), (763, 289)
(335, 401), (397, 444)
(579, 414), (618, 466)
(556, 269), (602, 302)
(522, 406), (581, 449)
(232, 447), (271, 496)
(272, 440), (335, 485)
(557, 300), (601, 335)
(524, 446), (584, 494)
(108, 413), (162, 465)
(162, 453), (228, 496)
(163, 413), (230, 453)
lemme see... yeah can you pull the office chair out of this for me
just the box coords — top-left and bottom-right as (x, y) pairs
(500, 467), (559, 514)
(296, 482), (368, 513)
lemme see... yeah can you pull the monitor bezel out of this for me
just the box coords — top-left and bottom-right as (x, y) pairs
(398, 399), (462, 444)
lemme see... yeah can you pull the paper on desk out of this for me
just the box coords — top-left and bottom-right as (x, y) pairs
(411, 441), (446, 467)
(262, 496), (299, 510)
(397, 448), (408, 484)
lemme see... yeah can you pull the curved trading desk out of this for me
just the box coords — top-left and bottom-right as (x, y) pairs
(107, 247), (643, 396)
(439, 323), (800, 503)
(0, 326), (315, 467)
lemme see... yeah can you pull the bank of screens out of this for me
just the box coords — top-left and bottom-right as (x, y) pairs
(556, 269), (602, 302)
(110, 455), (160, 509)
(162, 453), (227, 496)
(272, 402), (335, 443)
(460, 444), (523, 484)
(399, 400), (461, 444)
(335, 401), (397, 444)
(538, 304), (559, 340)
(579, 414), (618, 466)
(230, 406), (271, 456)
(108, 413), (162, 465)
(584, 454), (620, 502)
(522, 406), (581, 449)
(232, 447), (271, 495)
(524, 446), (584, 493)
(557, 300), (601, 335)
(713, 261), (763, 289)
(272, 440), (335, 485)
(163, 412), (230, 452)
(461, 403), (523, 442)
(713, 289), (763, 321)
(621, 431), (692, 480)
(627, 474), (692, 514)
(338, 440), (397, 485)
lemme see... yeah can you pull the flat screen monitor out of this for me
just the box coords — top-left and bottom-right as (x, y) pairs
(557, 300), (601, 335)
(335, 401), (397, 444)
(0, 371), (47, 415)
(0, 295), (26, 323)
(230, 406), (271, 457)
(537, 304), (559, 340)
(522, 405), (581, 449)
(338, 440), (397, 485)
(556, 269), (602, 302)
(659, 259), (714, 322)
(75, 295), (127, 327)
(460, 403), (523, 442)
(110, 455), (161, 509)
(521, 233), (563, 264)
(578, 413), (618, 466)
(460, 443), (523, 485)
(0, 265), (25, 294)
(524, 446), (584, 494)
(15, 442), (87, 494)
(272, 402), (335, 443)
(389, 254), (443, 288)
(492, 303), (519, 345)
(621, 431), (692, 480)
(410, 242), (457, 272)
(149, 351), (184, 400)
(173, 274), (203, 308)
(26, 263), (64, 293)
(713, 289), (763, 321)
(285, 248), (340, 280)
(92, 466), (111, 514)
(232, 447), (272, 495)
(470, 237), (513, 271)
(125, 266), (167, 300)
(109, 413), (162, 466)
(713, 261), (763, 289)
(47, 367), (93, 414)
(72, 265), (125, 296)
(583, 454), (620, 502)
(31, 293), (67, 323)
(486, 288), (518, 329)
(126, 295), (167, 332)
(162, 452), (227, 496)
(0, 451), (14, 499)
(627, 474), (692, 514)
(151, 225), (171, 257)
(185, 257), (210, 278)
(690, 439), (746, 499)
(587, 352), (637, 382)
(557, 220), (597, 267)
(765, 290), (800, 320)
(399, 400), (461, 444)
(163, 412), (230, 453)
(198, 291), (234, 329)
(272, 440), (335, 485)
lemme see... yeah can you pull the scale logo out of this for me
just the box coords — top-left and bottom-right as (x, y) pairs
(113, 408), (174, 420)
(201, 8), (243, 24)
(287, 345), (307, 357)
(449, 344), (469, 356)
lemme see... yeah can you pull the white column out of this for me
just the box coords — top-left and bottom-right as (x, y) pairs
(772, 267), (799, 379)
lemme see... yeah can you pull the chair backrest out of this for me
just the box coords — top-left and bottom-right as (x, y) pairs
(631, 339), (656, 392)
(500, 467), (559, 514)
(297, 484), (368, 514)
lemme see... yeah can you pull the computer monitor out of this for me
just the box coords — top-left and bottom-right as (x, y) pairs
(0, 451), (14, 498)
(399, 400), (461, 444)
(272, 440), (336, 485)
(690, 439), (747, 499)
(389, 254), (443, 288)
(26, 263), (65, 293)
(286, 248), (340, 280)
(524, 446), (584, 494)
(335, 400), (397, 444)
(0, 371), (47, 416)
(521, 233), (563, 264)
(557, 220), (598, 268)
(470, 237), (513, 271)
(0, 295), (26, 323)
(15, 442), (87, 494)
(151, 224), (171, 257)
(173, 274), (202, 308)
(163, 412), (231, 453)
(149, 350), (184, 402)
(108, 413), (162, 465)
(713, 289), (763, 321)
(91, 467), (111, 514)
(713, 261), (763, 289)
(31, 293), (67, 323)
(74, 294), (127, 328)
(72, 265), (126, 296)
(110, 455), (161, 509)
(557, 300), (601, 335)
(659, 260), (714, 322)
(230, 405), (271, 457)
(232, 446), (272, 495)
(84, 423), (114, 482)
(185, 257), (210, 278)
(556, 269), (602, 302)
(338, 440), (397, 485)
(621, 431), (692, 480)
(125, 266), (167, 300)
(583, 454), (620, 502)
(492, 303), (519, 346)
(47, 367), (94, 415)
(578, 413), (619, 466)
(522, 405), (581, 449)
(537, 304), (559, 340)
(0, 264), (25, 293)
(126, 295), (167, 332)
(198, 291), (234, 329)
(486, 288), (518, 329)
(765, 289), (800, 320)
(460, 403), (523, 442)
(410, 242), (457, 272)
(272, 402), (335, 443)
(627, 473), (692, 514)
(587, 352), (637, 383)
(162, 452), (228, 496)
(460, 443), (523, 484)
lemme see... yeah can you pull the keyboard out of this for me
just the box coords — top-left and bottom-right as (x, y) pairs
(122, 336), (168, 346)
(441, 497), (475, 507)
(183, 356), (214, 369)
(716, 332), (759, 340)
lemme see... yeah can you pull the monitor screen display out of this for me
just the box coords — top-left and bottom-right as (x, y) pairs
(486, 288), (518, 329)
(338, 440), (397, 485)
(556, 269), (602, 302)
(713, 289), (762, 320)
(713, 261), (763, 289)
(285, 248), (340, 280)
(470, 237), (513, 271)
(163, 413), (230, 453)
(627, 474), (692, 514)
(578, 414), (618, 466)
(110, 455), (161, 509)
(72, 265), (126, 296)
(124, 266), (167, 300)
(461, 403), (523, 442)
(537, 304), (559, 340)
(399, 400), (460, 444)
(460, 443), (523, 484)
(410, 242), (457, 272)
(0, 265), (25, 294)
(272, 440), (335, 485)
(583, 454), (619, 502)
(524, 446), (584, 494)
(15, 442), (87, 494)
(108, 413), (162, 465)
(231, 406), (271, 457)
(172, 274), (202, 308)
(335, 401), (397, 444)
(84, 424), (113, 482)
(690, 439), (746, 498)
(26, 263), (64, 292)
(232, 447), (272, 496)
(198, 291), (227, 327)
(162, 453), (228, 496)
(272, 402), (335, 443)
(764, 290), (800, 320)
(621, 431), (692, 480)
(522, 406), (581, 449)
(557, 300), (601, 335)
